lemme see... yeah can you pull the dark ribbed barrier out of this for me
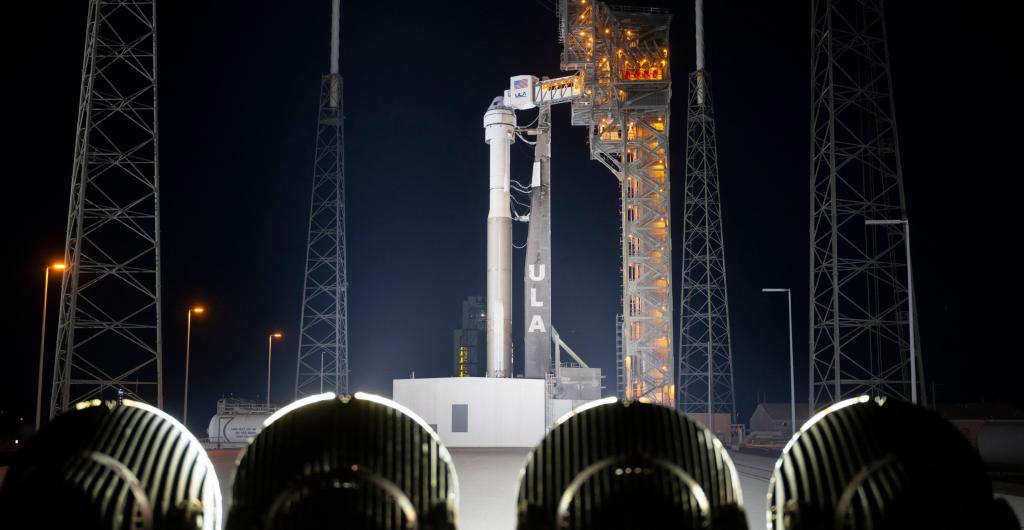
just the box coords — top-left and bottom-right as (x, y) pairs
(0, 399), (222, 530)
(516, 399), (747, 530)
(767, 396), (1020, 529)
(226, 393), (458, 530)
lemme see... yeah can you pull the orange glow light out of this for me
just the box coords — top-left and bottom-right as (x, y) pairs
(51, 263), (67, 270)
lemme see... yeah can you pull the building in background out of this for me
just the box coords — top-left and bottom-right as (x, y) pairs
(933, 403), (1024, 450)
(749, 403), (811, 439)
(453, 296), (486, 377)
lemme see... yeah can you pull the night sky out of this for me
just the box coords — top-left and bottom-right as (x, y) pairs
(3, 1), (1020, 431)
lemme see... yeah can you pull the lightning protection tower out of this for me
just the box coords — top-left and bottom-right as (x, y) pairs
(677, 0), (736, 427)
(295, 0), (349, 398)
(809, 0), (923, 410)
(51, 0), (164, 417)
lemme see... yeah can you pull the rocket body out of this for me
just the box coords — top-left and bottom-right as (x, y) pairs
(484, 99), (516, 378)
(523, 107), (552, 379)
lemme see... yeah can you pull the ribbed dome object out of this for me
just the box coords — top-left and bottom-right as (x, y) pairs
(555, 456), (709, 530)
(0, 399), (222, 530)
(263, 467), (419, 530)
(767, 396), (1019, 529)
(516, 399), (746, 530)
(226, 393), (458, 530)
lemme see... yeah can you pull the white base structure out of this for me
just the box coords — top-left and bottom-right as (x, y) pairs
(393, 377), (545, 448)
(392, 376), (594, 530)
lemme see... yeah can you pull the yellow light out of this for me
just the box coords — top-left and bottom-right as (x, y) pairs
(191, 306), (205, 314)
(272, 332), (283, 339)
(74, 399), (102, 411)
(51, 263), (67, 270)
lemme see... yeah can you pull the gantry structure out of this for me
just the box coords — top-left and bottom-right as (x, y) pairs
(677, 0), (736, 424)
(559, 0), (674, 406)
(809, 0), (923, 410)
(295, 0), (349, 398)
(52, 0), (164, 417)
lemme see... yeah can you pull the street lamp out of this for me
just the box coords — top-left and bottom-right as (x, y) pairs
(36, 262), (66, 430)
(762, 287), (796, 437)
(183, 306), (205, 428)
(267, 332), (283, 408)
(865, 218), (917, 404)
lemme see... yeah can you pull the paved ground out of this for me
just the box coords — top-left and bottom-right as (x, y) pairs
(207, 448), (242, 522)
(448, 448), (530, 530)
(730, 451), (775, 529)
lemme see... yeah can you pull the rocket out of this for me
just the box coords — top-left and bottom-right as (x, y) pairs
(483, 97), (516, 378)
(523, 107), (552, 379)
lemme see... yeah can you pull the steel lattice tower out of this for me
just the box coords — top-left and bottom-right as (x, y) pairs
(559, 0), (675, 406)
(809, 0), (923, 410)
(295, 0), (349, 398)
(51, 0), (164, 417)
(677, 0), (736, 424)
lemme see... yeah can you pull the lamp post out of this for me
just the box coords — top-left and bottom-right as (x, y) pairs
(36, 263), (66, 430)
(267, 332), (283, 407)
(865, 218), (916, 403)
(183, 306), (205, 428)
(762, 287), (796, 437)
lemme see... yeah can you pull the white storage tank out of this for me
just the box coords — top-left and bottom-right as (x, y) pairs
(204, 397), (276, 448)
(207, 413), (268, 446)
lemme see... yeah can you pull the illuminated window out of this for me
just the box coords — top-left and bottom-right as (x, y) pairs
(626, 178), (639, 198)
(630, 295), (643, 315)
(628, 263), (641, 281)
(628, 234), (640, 256)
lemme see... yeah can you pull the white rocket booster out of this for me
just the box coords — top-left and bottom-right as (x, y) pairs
(484, 97), (516, 377)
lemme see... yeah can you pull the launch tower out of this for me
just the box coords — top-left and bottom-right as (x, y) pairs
(559, 0), (675, 406)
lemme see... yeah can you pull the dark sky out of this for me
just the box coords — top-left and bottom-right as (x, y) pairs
(3, 1), (1020, 431)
